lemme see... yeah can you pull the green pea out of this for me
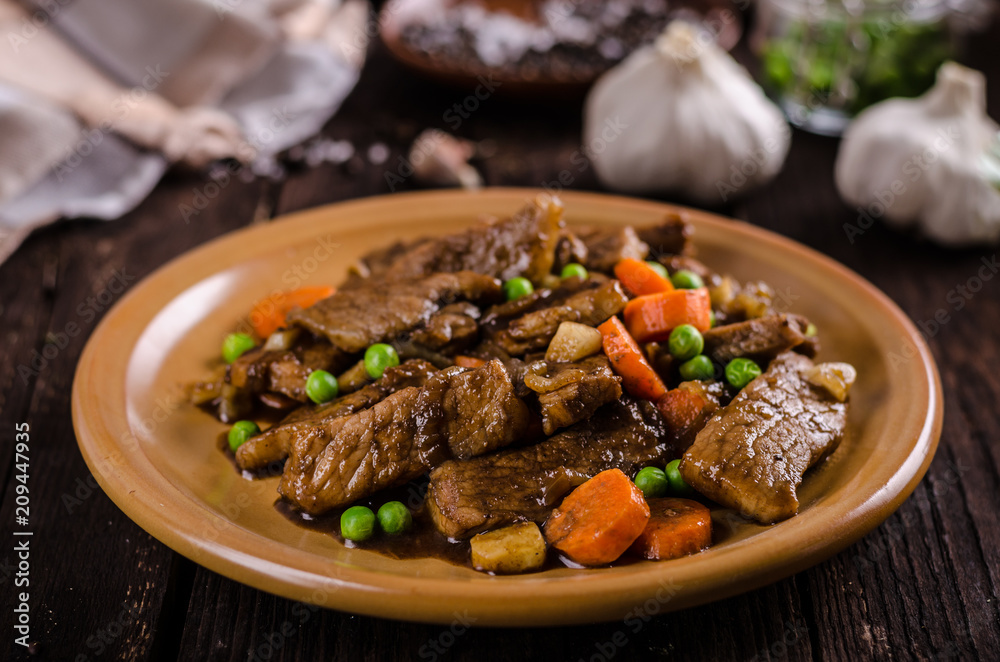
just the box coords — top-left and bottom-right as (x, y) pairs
(709, 310), (717, 328)
(377, 501), (412, 535)
(560, 263), (589, 280)
(227, 420), (260, 452)
(306, 370), (339, 404)
(503, 277), (534, 301)
(364, 343), (400, 380)
(664, 459), (693, 496)
(222, 332), (255, 364)
(678, 355), (715, 382)
(805, 323), (818, 337)
(671, 270), (704, 290)
(634, 466), (669, 499)
(646, 261), (670, 279)
(341, 505), (376, 542)
(725, 358), (762, 389)
(668, 324), (704, 362)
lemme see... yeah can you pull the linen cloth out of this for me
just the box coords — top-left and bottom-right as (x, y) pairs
(0, 0), (369, 263)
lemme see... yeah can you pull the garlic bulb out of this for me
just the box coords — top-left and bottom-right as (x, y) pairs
(835, 62), (1000, 246)
(583, 21), (790, 203)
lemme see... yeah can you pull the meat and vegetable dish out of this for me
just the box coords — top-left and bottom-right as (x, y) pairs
(192, 195), (856, 573)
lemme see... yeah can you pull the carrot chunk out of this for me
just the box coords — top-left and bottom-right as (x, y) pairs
(629, 498), (712, 561)
(453, 355), (486, 368)
(598, 316), (667, 401)
(623, 288), (712, 343)
(251, 286), (335, 338)
(657, 389), (707, 435)
(544, 468), (651, 566)
(614, 258), (675, 296)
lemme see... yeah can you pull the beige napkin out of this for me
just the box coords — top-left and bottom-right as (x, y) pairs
(0, 0), (369, 264)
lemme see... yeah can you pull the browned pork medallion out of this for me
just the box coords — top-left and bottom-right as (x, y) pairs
(193, 194), (855, 574)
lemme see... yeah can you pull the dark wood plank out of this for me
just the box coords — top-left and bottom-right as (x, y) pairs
(2, 13), (998, 662)
(0, 171), (265, 662)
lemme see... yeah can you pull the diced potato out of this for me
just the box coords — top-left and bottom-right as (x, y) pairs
(262, 327), (300, 351)
(540, 273), (562, 290)
(336, 359), (371, 394)
(470, 521), (547, 574)
(805, 362), (857, 402)
(545, 321), (603, 363)
(189, 380), (222, 405)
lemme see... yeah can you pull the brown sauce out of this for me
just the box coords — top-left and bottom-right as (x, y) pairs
(275, 482), (473, 568)
(272, 477), (658, 573)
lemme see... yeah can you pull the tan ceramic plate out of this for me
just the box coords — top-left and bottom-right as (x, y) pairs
(72, 189), (942, 626)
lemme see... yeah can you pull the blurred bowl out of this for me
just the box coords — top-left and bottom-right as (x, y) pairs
(380, 0), (743, 96)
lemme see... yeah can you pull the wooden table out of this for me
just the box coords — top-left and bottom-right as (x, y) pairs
(3, 21), (999, 662)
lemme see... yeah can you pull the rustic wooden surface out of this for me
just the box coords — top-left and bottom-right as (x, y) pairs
(2, 16), (999, 662)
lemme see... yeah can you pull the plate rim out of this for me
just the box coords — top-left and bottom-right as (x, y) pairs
(72, 188), (943, 626)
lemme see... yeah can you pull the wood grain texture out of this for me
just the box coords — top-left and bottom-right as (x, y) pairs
(2, 19), (999, 662)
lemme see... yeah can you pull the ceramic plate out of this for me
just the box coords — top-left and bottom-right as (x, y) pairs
(72, 189), (942, 626)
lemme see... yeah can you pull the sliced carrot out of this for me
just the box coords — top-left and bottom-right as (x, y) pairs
(656, 389), (707, 436)
(544, 468), (651, 566)
(614, 258), (675, 296)
(629, 498), (712, 561)
(453, 355), (486, 368)
(598, 316), (667, 401)
(250, 285), (335, 338)
(623, 288), (712, 343)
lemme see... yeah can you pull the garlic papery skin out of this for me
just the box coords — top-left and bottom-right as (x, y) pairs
(583, 21), (790, 203)
(835, 62), (1000, 246)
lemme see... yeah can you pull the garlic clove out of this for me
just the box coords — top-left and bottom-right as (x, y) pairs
(409, 129), (483, 189)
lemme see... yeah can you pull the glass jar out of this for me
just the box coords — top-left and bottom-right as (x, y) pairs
(752, 0), (956, 135)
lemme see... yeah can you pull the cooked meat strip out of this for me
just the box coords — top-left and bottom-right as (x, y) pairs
(343, 237), (432, 287)
(480, 275), (605, 327)
(523, 355), (622, 435)
(702, 314), (812, 364)
(426, 398), (670, 539)
(278, 359), (530, 514)
(660, 255), (712, 279)
(409, 302), (481, 354)
(553, 229), (589, 272)
(574, 226), (649, 273)
(228, 346), (279, 393)
(635, 213), (693, 258)
(709, 276), (780, 323)
(235, 360), (437, 471)
(359, 195), (564, 284)
(287, 271), (502, 353)
(491, 280), (628, 355)
(679, 352), (851, 524)
(229, 336), (351, 399)
(267, 342), (351, 402)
